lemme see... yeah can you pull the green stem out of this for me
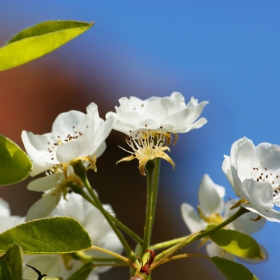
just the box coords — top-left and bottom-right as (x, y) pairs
(153, 207), (248, 267)
(150, 236), (187, 251)
(142, 160), (156, 254)
(72, 251), (125, 263)
(90, 245), (135, 267)
(160, 253), (211, 264)
(78, 187), (143, 245)
(150, 158), (160, 231)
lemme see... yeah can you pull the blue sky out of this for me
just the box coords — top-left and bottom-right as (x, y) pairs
(1, 2), (280, 279)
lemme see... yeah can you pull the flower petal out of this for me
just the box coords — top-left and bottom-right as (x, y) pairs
(230, 166), (251, 201)
(56, 140), (97, 163)
(181, 203), (206, 233)
(198, 174), (225, 215)
(225, 200), (266, 235)
(27, 173), (65, 191)
(0, 198), (11, 217)
(255, 142), (280, 170)
(222, 155), (234, 186)
(230, 137), (256, 181)
(52, 110), (85, 140)
(25, 192), (60, 221)
(21, 131), (58, 176)
(243, 179), (273, 210)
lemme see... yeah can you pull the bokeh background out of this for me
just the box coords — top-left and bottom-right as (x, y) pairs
(1, 1), (280, 279)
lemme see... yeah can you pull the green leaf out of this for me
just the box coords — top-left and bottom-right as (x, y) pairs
(66, 262), (93, 280)
(0, 20), (94, 71)
(0, 244), (22, 280)
(0, 217), (91, 254)
(212, 257), (258, 280)
(0, 135), (32, 185)
(209, 229), (263, 259)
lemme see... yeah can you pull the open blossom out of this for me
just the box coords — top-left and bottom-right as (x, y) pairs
(222, 137), (280, 222)
(106, 92), (208, 175)
(22, 103), (114, 220)
(181, 174), (266, 261)
(23, 192), (123, 280)
(22, 102), (114, 176)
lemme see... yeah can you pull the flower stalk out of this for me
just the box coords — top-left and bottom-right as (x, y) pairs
(142, 160), (156, 254)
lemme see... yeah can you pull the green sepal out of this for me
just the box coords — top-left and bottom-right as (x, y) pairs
(0, 244), (22, 280)
(212, 256), (259, 280)
(0, 135), (32, 185)
(209, 229), (263, 259)
(0, 217), (91, 254)
(0, 20), (94, 71)
(70, 159), (87, 185)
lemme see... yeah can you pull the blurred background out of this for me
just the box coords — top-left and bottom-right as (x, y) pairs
(1, 1), (280, 279)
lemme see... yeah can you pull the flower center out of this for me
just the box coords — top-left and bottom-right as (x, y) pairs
(252, 164), (280, 205)
(47, 125), (89, 161)
(117, 126), (175, 175)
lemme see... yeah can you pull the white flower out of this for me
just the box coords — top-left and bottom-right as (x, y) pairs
(106, 92), (208, 175)
(222, 137), (280, 222)
(23, 192), (123, 280)
(22, 103), (114, 176)
(181, 174), (266, 261)
(22, 103), (114, 220)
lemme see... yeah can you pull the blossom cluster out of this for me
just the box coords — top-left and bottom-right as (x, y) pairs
(17, 92), (208, 278)
(5, 91), (280, 278)
(22, 92), (208, 220)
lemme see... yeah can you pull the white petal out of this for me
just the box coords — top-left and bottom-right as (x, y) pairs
(162, 101), (208, 132)
(243, 179), (273, 210)
(56, 140), (97, 162)
(222, 155), (234, 187)
(255, 142), (280, 170)
(25, 192), (60, 221)
(0, 198), (11, 217)
(52, 110), (85, 140)
(230, 137), (256, 181)
(92, 114), (114, 150)
(198, 174), (225, 215)
(230, 166), (251, 200)
(0, 216), (24, 233)
(243, 205), (280, 223)
(27, 173), (65, 191)
(181, 203), (206, 233)
(225, 200), (266, 235)
(94, 142), (106, 158)
(21, 131), (58, 176)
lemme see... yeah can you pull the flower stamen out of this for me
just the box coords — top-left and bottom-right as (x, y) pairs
(117, 128), (175, 175)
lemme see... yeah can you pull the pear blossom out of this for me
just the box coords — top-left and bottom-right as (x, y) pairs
(106, 92), (208, 175)
(222, 137), (280, 222)
(23, 192), (123, 280)
(181, 174), (266, 261)
(22, 103), (114, 220)
(22, 102), (114, 176)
